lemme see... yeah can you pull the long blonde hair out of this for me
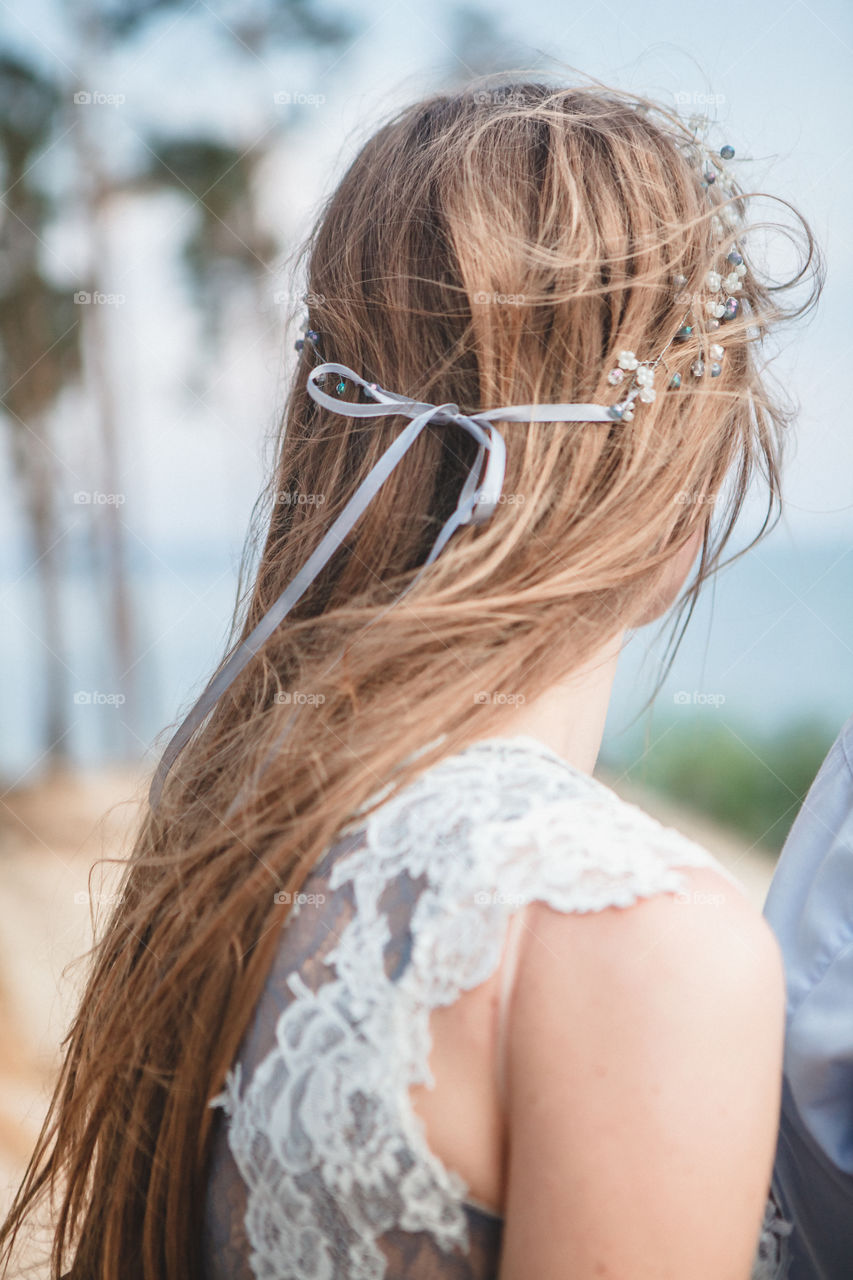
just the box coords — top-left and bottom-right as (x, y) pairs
(1, 78), (821, 1278)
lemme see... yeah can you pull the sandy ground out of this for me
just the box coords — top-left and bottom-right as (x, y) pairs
(0, 763), (778, 1242)
(0, 767), (143, 1229)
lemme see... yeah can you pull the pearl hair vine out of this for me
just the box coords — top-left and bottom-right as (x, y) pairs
(605, 233), (747, 422)
(602, 113), (750, 421)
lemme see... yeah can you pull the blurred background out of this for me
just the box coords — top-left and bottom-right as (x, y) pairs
(0, 0), (851, 1223)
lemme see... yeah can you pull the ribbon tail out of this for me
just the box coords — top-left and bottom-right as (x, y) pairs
(148, 405), (438, 809)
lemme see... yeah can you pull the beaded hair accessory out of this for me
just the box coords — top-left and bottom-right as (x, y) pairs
(149, 124), (747, 809)
(296, 145), (747, 425)
(605, 230), (747, 419)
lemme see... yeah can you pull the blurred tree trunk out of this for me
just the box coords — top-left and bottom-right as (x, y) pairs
(0, 53), (79, 774)
(14, 424), (69, 764)
(69, 0), (136, 757)
(71, 136), (138, 756)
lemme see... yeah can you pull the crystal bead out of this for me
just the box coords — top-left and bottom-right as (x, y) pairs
(676, 324), (693, 340)
(707, 270), (722, 291)
(335, 378), (347, 395)
(724, 272), (742, 292)
(723, 297), (740, 320)
(607, 368), (625, 385)
(692, 359), (705, 377)
(726, 250), (743, 266)
(736, 263), (747, 277)
(294, 338), (304, 351)
(638, 386), (656, 403)
(710, 361), (722, 377)
(708, 319), (721, 330)
(673, 273), (688, 287)
(669, 372), (682, 389)
(720, 144), (735, 160)
(710, 343), (724, 359)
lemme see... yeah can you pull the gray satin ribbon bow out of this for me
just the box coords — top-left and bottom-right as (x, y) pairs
(148, 361), (621, 808)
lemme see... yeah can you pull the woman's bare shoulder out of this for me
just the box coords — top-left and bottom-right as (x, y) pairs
(516, 862), (782, 992)
(498, 865), (785, 1280)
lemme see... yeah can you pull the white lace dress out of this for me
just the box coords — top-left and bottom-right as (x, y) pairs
(200, 734), (791, 1279)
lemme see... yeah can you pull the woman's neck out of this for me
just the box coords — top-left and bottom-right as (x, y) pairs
(477, 627), (626, 776)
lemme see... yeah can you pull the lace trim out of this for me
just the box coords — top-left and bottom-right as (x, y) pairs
(751, 1191), (793, 1280)
(210, 735), (730, 1279)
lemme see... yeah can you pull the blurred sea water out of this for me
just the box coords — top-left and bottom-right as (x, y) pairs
(605, 536), (853, 758)
(1, 535), (851, 780)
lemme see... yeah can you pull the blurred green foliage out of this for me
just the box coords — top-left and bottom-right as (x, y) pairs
(612, 717), (838, 852)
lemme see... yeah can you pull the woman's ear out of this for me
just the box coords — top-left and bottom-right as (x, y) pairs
(631, 522), (706, 628)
